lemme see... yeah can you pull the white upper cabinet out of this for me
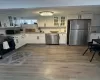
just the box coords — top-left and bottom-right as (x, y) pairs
(0, 15), (21, 28)
(37, 16), (66, 27)
(67, 14), (78, 20)
(53, 16), (66, 27)
(60, 16), (66, 27)
(38, 16), (54, 27)
(81, 14), (92, 19)
(66, 14), (78, 26)
(46, 17), (54, 27)
(91, 14), (100, 26)
(38, 17), (46, 27)
(67, 14), (93, 20)
(0, 15), (11, 28)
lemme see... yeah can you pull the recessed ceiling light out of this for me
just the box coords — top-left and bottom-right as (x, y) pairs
(39, 11), (54, 16)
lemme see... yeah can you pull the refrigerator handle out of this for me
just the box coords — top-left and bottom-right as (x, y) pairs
(59, 36), (60, 40)
(88, 22), (91, 32)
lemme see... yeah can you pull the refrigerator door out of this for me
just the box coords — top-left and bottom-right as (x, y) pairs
(70, 20), (89, 30)
(69, 30), (88, 45)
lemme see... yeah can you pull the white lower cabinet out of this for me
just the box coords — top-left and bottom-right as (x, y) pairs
(89, 33), (100, 42)
(13, 34), (26, 49)
(26, 33), (66, 44)
(21, 34), (26, 46)
(25, 34), (35, 43)
(59, 33), (67, 44)
(13, 33), (67, 49)
(13, 35), (21, 49)
(25, 34), (45, 44)
(37, 34), (45, 44)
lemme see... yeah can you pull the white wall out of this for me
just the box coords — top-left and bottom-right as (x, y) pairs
(37, 14), (93, 33)
(91, 14), (100, 26)
(0, 12), (100, 33)
(37, 14), (93, 27)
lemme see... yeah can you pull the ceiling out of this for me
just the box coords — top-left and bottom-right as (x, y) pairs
(0, 6), (100, 18)
(0, 0), (100, 9)
(0, 0), (100, 18)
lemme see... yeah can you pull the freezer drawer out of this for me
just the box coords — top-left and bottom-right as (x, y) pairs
(69, 30), (88, 45)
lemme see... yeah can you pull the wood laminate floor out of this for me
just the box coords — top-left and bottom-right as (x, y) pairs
(0, 44), (100, 80)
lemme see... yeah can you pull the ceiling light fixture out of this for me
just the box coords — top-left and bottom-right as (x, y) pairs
(39, 11), (54, 16)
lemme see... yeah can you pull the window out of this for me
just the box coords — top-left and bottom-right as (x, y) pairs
(20, 19), (37, 25)
(8, 16), (13, 26)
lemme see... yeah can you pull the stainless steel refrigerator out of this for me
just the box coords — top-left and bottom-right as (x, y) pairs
(67, 19), (91, 45)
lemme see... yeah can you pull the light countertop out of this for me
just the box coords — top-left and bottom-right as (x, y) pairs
(5, 32), (66, 36)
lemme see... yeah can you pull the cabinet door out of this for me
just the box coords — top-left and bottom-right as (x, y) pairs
(2, 17), (11, 28)
(14, 34), (26, 49)
(67, 15), (78, 20)
(25, 34), (45, 44)
(81, 14), (92, 19)
(32, 34), (45, 44)
(22, 34), (26, 45)
(54, 16), (59, 26)
(20, 34), (26, 46)
(14, 37), (20, 49)
(91, 14), (100, 26)
(60, 16), (66, 27)
(37, 17), (46, 27)
(25, 34), (37, 43)
(46, 17), (54, 27)
(15, 18), (21, 27)
(59, 34), (67, 44)
(38, 34), (45, 44)
(53, 16), (66, 27)
(67, 15), (78, 26)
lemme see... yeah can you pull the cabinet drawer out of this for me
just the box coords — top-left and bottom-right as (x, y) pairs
(25, 34), (45, 44)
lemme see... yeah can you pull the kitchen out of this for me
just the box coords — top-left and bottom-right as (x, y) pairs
(0, 5), (100, 80)
(0, 6), (100, 48)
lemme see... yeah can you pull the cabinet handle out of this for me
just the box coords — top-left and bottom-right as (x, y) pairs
(59, 36), (60, 40)
(22, 34), (25, 38)
(16, 39), (19, 43)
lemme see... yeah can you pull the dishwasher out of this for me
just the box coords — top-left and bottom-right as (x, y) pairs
(45, 33), (59, 44)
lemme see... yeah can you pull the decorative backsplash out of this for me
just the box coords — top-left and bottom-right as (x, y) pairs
(25, 29), (36, 33)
